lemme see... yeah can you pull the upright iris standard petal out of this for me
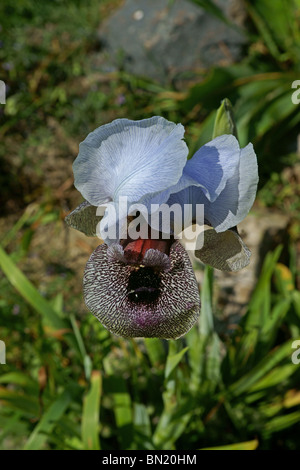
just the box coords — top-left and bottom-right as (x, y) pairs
(83, 240), (201, 339)
(202, 143), (258, 232)
(143, 134), (244, 233)
(166, 142), (258, 233)
(181, 134), (241, 202)
(164, 141), (258, 272)
(189, 143), (258, 233)
(73, 116), (189, 207)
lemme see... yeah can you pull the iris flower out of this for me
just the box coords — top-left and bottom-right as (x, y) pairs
(66, 116), (258, 339)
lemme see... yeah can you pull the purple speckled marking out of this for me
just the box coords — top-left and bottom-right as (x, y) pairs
(83, 240), (201, 339)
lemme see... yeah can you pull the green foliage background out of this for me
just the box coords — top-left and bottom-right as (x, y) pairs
(0, 0), (300, 450)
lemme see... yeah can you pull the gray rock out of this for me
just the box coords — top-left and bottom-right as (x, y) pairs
(98, 0), (246, 84)
(192, 208), (290, 326)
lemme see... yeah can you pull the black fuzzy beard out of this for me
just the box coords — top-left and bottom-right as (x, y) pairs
(83, 240), (201, 339)
(127, 266), (161, 304)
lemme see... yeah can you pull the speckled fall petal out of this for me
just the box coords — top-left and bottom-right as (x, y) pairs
(83, 240), (201, 339)
(65, 201), (101, 237)
(195, 227), (251, 271)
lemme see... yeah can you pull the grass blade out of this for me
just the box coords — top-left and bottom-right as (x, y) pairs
(144, 338), (166, 367)
(165, 346), (189, 380)
(133, 403), (154, 450)
(105, 376), (133, 449)
(81, 371), (102, 450)
(201, 438), (259, 450)
(0, 246), (67, 330)
(24, 389), (72, 450)
(229, 340), (295, 397)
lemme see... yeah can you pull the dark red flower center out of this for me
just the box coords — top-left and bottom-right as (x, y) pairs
(122, 238), (172, 264)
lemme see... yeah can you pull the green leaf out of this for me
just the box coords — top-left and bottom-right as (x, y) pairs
(0, 411), (25, 445)
(153, 341), (193, 449)
(165, 346), (189, 380)
(0, 388), (39, 417)
(186, 326), (202, 391)
(186, 265), (221, 390)
(70, 313), (92, 380)
(133, 403), (154, 450)
(245, 1), (281, 59)
(0, 246), (67, 331)
(249, 364), (298, 393)
(244, 246), (283, 331)
(0, 372), (38, 392)
(205, 333), (222, 386)
(188, 0), (231, 25)
(212, 98), (238, 139)
(0, 203), (39, 249)
(201, 438), (259, 450)
(259, 298), (291, 352)
(292, 291), (300, 319)
(24, 389), (72, 450)
(199, 265), (214, 336)
(244, 0), (300, 62)
(81, 371), (102, 450)
(264, 410), (300, 435)
(183, 68), (234, 112)
(105, 376), (133, 449)
(144, 338), (165, 367)
(153, 400), (193, 450)
(274, 263), (295, 297)
(229, 340), (295, 397)
(188, 111), (216, 156)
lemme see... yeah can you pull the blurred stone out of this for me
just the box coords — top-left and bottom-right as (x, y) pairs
(98, 0), (246, 84)
(192, 208), (290, 325)
(282, 163), (300, 185)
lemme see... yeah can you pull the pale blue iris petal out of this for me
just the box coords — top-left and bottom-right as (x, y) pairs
(146, 134), (241, 229)
(166, 186), (200, 217)
(142, 185), (197, 236)
(202, 143), (258, 232)
(183, 134), (241, 202)
(165, 142), (258, 232)
(73, 117), (188, 206)
(98, 202), (129, 245)
(147, 134), (241, 212)
(140, 172), (198, 211)
(82, 117), (175, 148)
(168, 143), (258, 232)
